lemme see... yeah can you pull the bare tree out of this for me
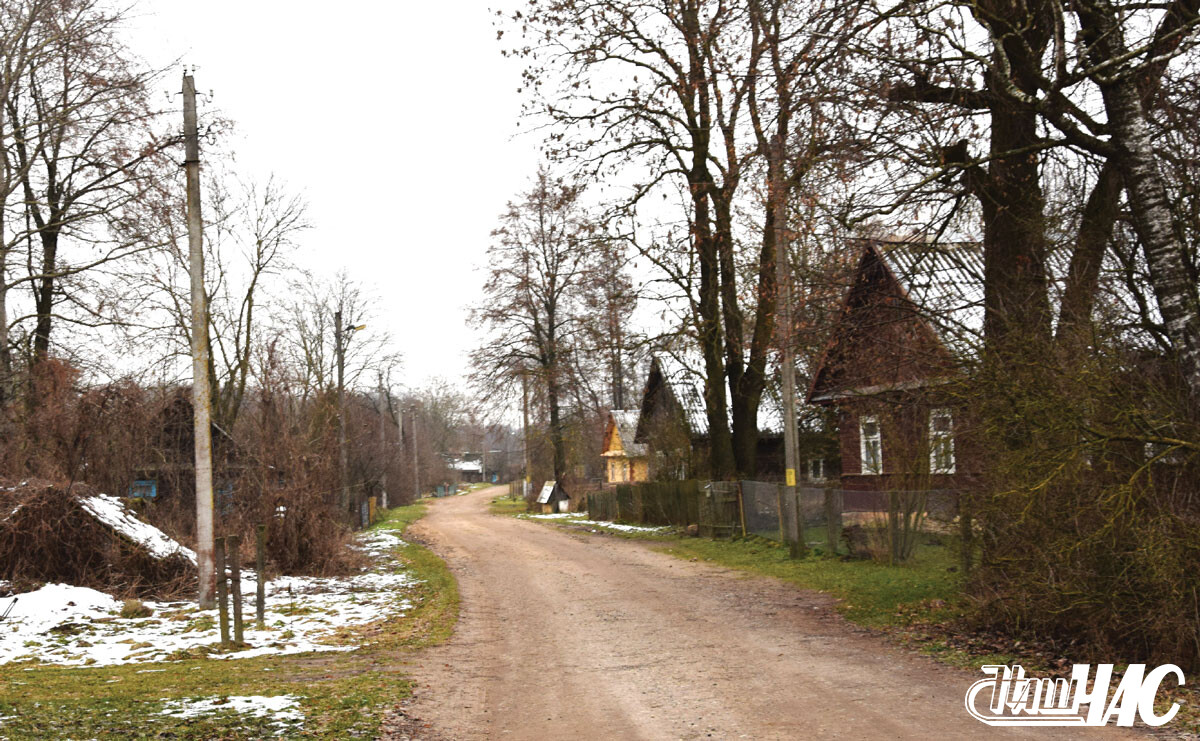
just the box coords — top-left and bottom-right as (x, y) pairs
(472, 167), (599, 482)
(4, 0), (172, 365)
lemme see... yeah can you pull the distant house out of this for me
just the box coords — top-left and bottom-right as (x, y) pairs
(450, 458), (483, 483)
(630, 355), (818, 480)
(806, 237), (981, 491)
(129, 387), (241, 504)
(601, 410), (649, 485)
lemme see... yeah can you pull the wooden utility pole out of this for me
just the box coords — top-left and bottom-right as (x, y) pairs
(335, 310), (349, 514)
(410, 407), (420, 499)
(481, 428), (488, 485)
(521, 371), (531, 498)
(377, 379), (388, 509)
(183, 71), (216, 608)
(771, 134), (805, 558)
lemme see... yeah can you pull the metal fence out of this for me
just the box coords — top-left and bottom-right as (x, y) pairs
(585, 480), (959, 558)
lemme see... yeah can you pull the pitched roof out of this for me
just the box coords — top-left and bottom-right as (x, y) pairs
(806, 238), (979, 403)
(608, 410), (648, 457)
(876, 239), (985, 355)
(653, 354), (710, 435)
(634, 353), (792, 439)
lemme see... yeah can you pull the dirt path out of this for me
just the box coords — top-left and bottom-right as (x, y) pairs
(390, 486), (1141, 740)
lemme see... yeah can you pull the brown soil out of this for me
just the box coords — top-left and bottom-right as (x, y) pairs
(385, 485), (1144, 740)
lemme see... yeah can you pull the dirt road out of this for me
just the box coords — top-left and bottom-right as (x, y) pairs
(393, 485), (1141, 740)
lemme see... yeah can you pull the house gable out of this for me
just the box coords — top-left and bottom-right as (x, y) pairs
(808, 243), (958, 404)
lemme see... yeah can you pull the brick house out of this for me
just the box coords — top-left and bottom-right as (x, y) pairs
(806, 237), (982, 492)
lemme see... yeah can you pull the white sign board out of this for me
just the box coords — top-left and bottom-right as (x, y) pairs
(536, 480), (557, 504)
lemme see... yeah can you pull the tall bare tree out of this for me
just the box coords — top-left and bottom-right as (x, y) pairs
(472, 168), (598, 482)
(5, 0), (171, 365)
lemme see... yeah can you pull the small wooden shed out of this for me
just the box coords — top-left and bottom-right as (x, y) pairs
(536, 480), (570, 513)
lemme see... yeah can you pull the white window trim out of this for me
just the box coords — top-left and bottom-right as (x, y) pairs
(807, 458), (825, 482)
(929, 408), (956, 474)
(859, 415), (882, 475)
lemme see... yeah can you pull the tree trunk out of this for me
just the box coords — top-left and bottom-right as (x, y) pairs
(1077, 0), (1200, 397)
(715, 188), (760, 477)
(979, 101), (1052, 355)
(694, 181), (736, 479)
(32, 227), (58, 361)
(546, 363), (567, 481)
(1056, 163), (1122, 350)
(683, 1), (736, 480)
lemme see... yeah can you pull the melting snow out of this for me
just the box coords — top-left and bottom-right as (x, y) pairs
(159, 694), (303, 734)
(354, 531), (407, 556)
(520, 513), (585, 520)
(588, 522), (670, 533)
(0, 529), (416, 667)
(519, 512), (671, 533)
(78, 494), (197, 564)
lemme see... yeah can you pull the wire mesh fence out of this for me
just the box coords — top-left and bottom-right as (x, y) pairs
(585, 480), (960, 561)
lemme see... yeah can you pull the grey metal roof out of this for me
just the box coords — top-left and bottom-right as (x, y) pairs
(653, 353), (791, 436)
(609, 410), (648, 456)
(654, 354), (711, 436)
(875, 240), (985, 357)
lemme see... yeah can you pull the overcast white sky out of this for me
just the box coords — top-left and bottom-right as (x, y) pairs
(126, 1), (539, 390)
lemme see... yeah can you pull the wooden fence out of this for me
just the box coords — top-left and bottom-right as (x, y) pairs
(585, 480), (958, 559)
(586, 480), (741, 537)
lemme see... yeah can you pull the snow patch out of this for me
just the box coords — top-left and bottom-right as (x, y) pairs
(0, 531), (417, 667)
(78, 493), (197, 564)
(520, 513), (585, 521)
(159, 694), (303, 734)
(354, 531), (407, 556)
(589, 522), (671, 534)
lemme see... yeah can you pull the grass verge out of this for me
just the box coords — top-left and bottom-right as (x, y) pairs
(488, 495), (528, 516)
(0, 502), (456, 740)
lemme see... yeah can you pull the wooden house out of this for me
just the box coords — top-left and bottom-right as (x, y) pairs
(806, 237), (982, 492)
(630, 355), (819, 480)
(601, 410), (649, 484)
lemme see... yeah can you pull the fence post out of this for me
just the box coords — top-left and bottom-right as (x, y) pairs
(776, 484), (786, 542)
(824, 488), (841, 556)
(888, 491), (900, 565)
(959, 491), (973, 573)
(255, 524), (266, 629)
(736, 482), (747, 538)
(228, 534), (243, 644)
(214, 536), (230, 646)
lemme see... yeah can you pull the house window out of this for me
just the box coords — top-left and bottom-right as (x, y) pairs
(929, 409), (955, 474)
(859, 416), (882, 475)
(807, 458), (825, 482)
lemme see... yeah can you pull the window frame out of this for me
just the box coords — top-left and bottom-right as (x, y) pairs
(929, 408), (956, 474)
(859, 415), (882, 475)
(807, 458), (825, 482)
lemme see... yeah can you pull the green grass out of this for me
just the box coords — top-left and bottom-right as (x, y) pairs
(488, 495), (528, 516)
(0, 502), (457, 740)
(658, 534), (962, 629)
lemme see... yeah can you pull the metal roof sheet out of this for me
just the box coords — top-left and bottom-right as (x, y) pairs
(609, 410), (648, 456)
(875, 240), (985, 357)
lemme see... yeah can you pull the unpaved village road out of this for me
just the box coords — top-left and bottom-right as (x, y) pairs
(391, 486), (1142, 740)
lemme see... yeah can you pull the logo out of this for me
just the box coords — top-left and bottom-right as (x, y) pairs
(965, 664), (1184, 727)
